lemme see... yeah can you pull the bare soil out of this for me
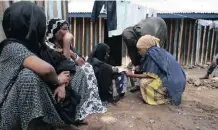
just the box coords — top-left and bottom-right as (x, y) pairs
(80, 68), (218, 130)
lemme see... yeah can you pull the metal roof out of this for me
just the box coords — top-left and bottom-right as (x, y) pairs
(133, 0), (218, 13)
(158, 13), (218, 19)
(68, 12), (218, 19)
(68, 0), (218, 14)
(68, 12), (106, 18)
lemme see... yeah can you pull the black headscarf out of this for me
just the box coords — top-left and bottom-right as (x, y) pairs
(1, 1), (46, 56)
(88, 43), (110, 63)
(46, 18), (69, 43)
(88, 43), (114, 102)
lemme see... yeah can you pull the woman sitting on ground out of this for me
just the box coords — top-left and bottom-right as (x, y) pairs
(88, 43), (128, 103)
(125, 35), (186, 105)
(0, 2), (78, 130)
(44, 18), (107, 124)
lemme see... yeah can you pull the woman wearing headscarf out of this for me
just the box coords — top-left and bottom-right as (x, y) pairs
(44, 18), (107, 124)
(0, 1), (79, 130)
(125, 35), (186, 105)
(88, 43), (128, 103)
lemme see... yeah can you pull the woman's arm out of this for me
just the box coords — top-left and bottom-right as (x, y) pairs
(126, 56), (160, 79)
(7, 43), (68, 87)
(63, 32), (73, 59)
(62, 32), (85, 66)
(23, 55), (60, 86)
(71, 47), (84, 59)
(125, 71), (148, 78)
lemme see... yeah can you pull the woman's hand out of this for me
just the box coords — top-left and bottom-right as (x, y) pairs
(134, 65), (140, 72)
(76, 57), (85, 66)
(58, 71), (70, 85)
(70, 50), (77, 59)
(62, 33), (73, 59)
(125, 71), (134, 77)
(70, 50), (85, 66)
(54, 84), (66, 103)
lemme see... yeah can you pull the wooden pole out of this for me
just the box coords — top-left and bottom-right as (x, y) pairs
(195, 24), (201, 65)
(44, 1), (48, 19)
(205, 28), (211, 64)
(94, 20), (98, 46)
(200, 27), (207, 65)
(187, 22), (192, 65)
(59, 1), (64, 20)
(90, 19), (93, 53)
(210, 29), (215, 61)
(69, 18), (72, 44)
(183, 20), (188, 65)
(173, 20), (179, 59)
(53, 0), (58, 18)
(169, 19), (173, 53)
(82, 17), (85, 57)
(0, 2), (4, 15)
(191, 23), (197, 65)
(73, 18), (76, 48)
(64, 1), (68, 21)
(178, 19), (184, 64)
(85, 18), (90, 60)
(102, 19), (105, 42)
(99, 18), (102, 42)
(214, 32), (218, 56)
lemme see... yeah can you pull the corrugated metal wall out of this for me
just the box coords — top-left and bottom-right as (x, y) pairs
(70, 17), (105, 59)
(0, 0), (68, 42)
(164, 19), (218, 66)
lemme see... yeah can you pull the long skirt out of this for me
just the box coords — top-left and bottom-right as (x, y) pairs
(0, 69), (68, 130)
(72, 63), (107, 120)
(1, 65), (106, 130)
(139, 73), (170, 105)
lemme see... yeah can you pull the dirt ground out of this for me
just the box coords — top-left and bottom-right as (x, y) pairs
(80, 68), (218, 130)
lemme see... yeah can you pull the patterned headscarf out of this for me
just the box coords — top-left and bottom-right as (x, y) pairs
(46, 18), (69, 43)
(136, 35), (160, 52)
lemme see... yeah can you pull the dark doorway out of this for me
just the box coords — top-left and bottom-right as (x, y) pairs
(104, 20), (122, 66)
(105, 36), (122, 66)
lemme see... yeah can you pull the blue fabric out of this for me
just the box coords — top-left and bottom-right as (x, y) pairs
(141, 47), (186, 105)
(115, 72), (128, 94)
